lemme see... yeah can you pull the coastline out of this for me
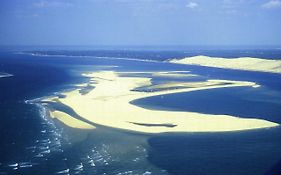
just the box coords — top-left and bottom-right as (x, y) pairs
(169, 55), (281, 74)
(50, 110), (96, 129)
(40, 71), (278, 134)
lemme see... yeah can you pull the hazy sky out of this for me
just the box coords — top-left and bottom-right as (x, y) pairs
(0, 0), (281, 46)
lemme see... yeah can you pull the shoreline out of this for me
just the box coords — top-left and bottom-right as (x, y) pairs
(170, 55), (281, 74)
(40, 71), (278, 134)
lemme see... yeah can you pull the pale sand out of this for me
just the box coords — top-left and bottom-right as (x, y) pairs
(113, 71), (197, 78)
(50, 110), (95, 129)
(170, 55), (281, 74)
(152, 72), (197, 78)
(46, 71), (278, 133)
(146, 79), (258, 90)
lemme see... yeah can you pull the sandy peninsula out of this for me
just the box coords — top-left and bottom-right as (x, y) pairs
(50, 110), (95, 129)
(45, 71), (278, 133)
(170, 55), (281, 74)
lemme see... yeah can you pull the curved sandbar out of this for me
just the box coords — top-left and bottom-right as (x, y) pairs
(50, 110), (95, 129)
(118, 71), (197, 78)
(170, 55), (281, 74)
(46, 71), (278, 133)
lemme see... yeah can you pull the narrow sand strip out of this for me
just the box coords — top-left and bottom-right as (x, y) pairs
(115, 71), (197, 78)
(170, 55), (281, 74)
(45, 71), (278, 133)
(152, 72), (197, 78)
(114, 71), (195, 78)
(50, 110), (95, 129)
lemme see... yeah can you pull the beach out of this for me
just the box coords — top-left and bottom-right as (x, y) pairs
(50, 110), (95, 129)
(2, 49), (281, 175)
(2, 0), (281, 173)
(170, 56), (281, 74)
(44, 71), (278, 133)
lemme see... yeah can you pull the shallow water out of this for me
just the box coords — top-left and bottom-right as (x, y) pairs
(1, 49), (281, 175)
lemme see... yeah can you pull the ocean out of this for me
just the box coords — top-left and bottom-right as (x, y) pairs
(0, 48), (281, 175)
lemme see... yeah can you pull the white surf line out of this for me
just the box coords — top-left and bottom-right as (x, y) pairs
(0, 73), (13, 78)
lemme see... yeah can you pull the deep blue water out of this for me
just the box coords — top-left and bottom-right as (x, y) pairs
(23, 48), (281, 60)
(132, 87), (281, 123)
(148, 128), (281, 175)
(0, 48), (281, 175)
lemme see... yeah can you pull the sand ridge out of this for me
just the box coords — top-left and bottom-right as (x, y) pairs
(170, 55), (281, 74)
(117, 71), (197, 78)
(50, 110), (95, 129)
(46, 71), (278, 133)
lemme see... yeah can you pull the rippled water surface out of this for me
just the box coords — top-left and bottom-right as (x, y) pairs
(1, 49), (281, 175)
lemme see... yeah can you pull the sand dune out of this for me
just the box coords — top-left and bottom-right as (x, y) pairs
(170, 55), (281, 74)
(44, 71), (278, 133)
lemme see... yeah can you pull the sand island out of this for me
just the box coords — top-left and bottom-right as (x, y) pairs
(43, 71), (278, 133)
(170, 55), (281, 74)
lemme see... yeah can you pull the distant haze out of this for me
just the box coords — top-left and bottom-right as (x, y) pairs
(0, 0), (281, 46)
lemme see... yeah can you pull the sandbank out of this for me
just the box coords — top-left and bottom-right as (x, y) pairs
(45, 71), (278, 133)
(169, 55), (281, 74)
(152, 72), (198, 78)
(50, 110), (95, 129)
(118, 71), (195, 78)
